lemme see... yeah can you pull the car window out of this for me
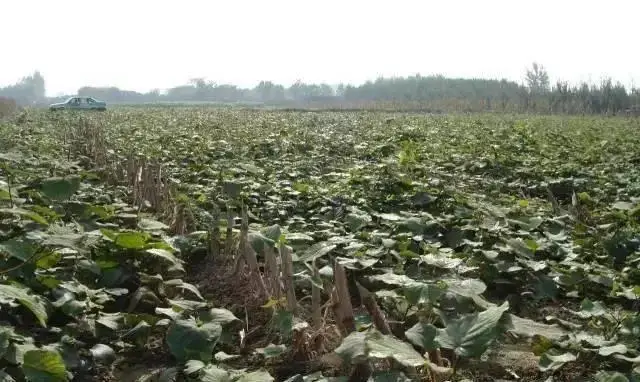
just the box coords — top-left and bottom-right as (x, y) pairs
(87, 98), (94, 103)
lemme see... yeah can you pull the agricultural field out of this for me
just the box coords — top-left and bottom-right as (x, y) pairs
(1, 108), (640, 382)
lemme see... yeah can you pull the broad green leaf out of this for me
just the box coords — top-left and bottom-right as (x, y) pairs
(248, 232), (275, 254)
(0, 237), (37, 262)
(378, 213), (406, 222)
(615, 354), (640, 363)
(167, 284), (198, 303)
(42, 231), (83, 250)
(405, 322), (438, 350)
(397, 217), (428, 235)
(166, 319), (221, 362)
(436, 302), (509, 358)
(444, 228), (465, 248)
(366, 331), (427, 368)
(506, 238), (534, 258)
(22, 349), (68, 382)
(335, 331), (368, 363)
(273, 309), (293, 340)
(114, 232), (148, 249)
(297, 242), (336, 263)
(538, 351), (576, 372)
(39, 176), (80, 201)
(0, 152), (23, 162)
(531, 335), (554, 356)
(145, 248), (181, 265)
(403, 282), (444, 305)
(199, 364), (231, 382)
(0, 370), (16, 382)
(0, 284), (48, 327)
(444, 278), (487, 298)
(155, 307), (182, 320)
(96, 312), (124, 330)
(0, 328), (12, 358)
(256, 344), (287, 358)
(222, 181), (243, 199)
(593, 371), (629, 382)
(509, 216), (543, 231)
(214, 352), (240, 362)
(344, 212), (371, 231)
(35, 251), (61, 269)
(121, 320), (151, 346)
(369, 273), (414, 287)
(158, 367), (178, 382)
(420, 254), (462, 269)
(284, 232), (314, 243)
(200, 308), (239, 325)
(5, 341), (37, 365)
(338, 256), (378, 270)
(370, 371), (412, 382)
(506, 314), (566, 341)
(168, 298), (207, 311)
(335, 329), (424, 367)
(239, 163), (264, 175)
(235, 370), (274, 382)
(184, 360), (205, 375)
(261, 225), (282, 242)
(570, 332), (611, 347)
(138, 218), (169, 231)
(164, 279), (203, 300)
(612, 201), (634, 210)
(282, 376), (304, 382)
(52, 292), (85, 316)
(524, 238), (539, 251)
(576, 299), (607, 318)
(0, 208), (48, 225)
(532, 274), (558, 300)
(598, 344), (628, 356)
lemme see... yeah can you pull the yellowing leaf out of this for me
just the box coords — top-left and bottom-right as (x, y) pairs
(22, 349), (68, 382)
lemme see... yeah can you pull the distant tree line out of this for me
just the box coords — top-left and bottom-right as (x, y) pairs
(2, 64), (639, 114)
(0, 72), (46, 105)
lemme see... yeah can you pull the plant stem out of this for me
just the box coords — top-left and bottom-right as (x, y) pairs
(3, 164), (13, 208)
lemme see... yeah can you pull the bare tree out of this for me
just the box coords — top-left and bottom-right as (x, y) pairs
(525, 62), (550, 93)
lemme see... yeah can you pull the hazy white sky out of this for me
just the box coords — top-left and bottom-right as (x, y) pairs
(2, 0), (639, 96)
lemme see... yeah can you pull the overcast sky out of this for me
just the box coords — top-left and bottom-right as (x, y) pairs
(2, 0), (639, 96)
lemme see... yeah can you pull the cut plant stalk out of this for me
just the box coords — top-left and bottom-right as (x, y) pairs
(238, 204), (268, 297)
(208, 220), (220, 260)
(312, 260), (322, 329)
(226, 206), (235, 257)
(280, 243), (297, 313)
(356, 282), (391, 334)
(265, 246), (281, 298)
(333, 261), (355, 334)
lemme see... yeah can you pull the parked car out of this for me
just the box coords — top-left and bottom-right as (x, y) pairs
(49, 97), (107, 111)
